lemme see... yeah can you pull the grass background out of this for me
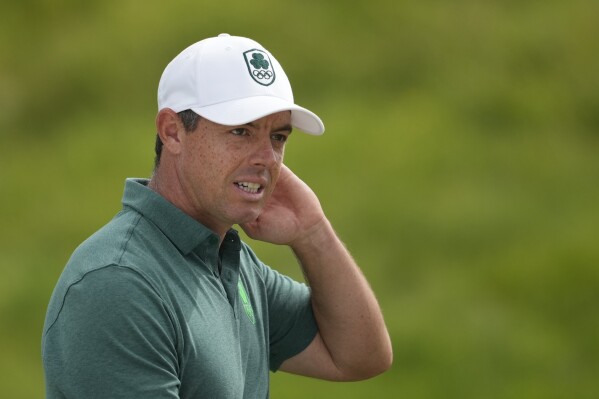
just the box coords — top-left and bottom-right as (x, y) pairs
(1, 0), (598, 397)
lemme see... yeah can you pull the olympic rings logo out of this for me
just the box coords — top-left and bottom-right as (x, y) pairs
(252, 70), (273, 80)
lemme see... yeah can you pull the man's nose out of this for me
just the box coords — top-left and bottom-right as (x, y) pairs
(251, 135), (279, 167)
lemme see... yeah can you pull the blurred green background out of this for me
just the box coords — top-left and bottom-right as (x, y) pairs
(1, 0), (598, 397)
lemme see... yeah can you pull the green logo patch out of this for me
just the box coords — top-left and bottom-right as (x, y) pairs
(243, 49), (276, 86)
(238, 278), (256, 325)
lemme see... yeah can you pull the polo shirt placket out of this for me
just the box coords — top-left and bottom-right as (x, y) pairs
(218, 230), (242, 314)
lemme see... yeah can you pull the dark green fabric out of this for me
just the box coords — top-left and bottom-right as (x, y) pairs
(42, 178), (317, 398)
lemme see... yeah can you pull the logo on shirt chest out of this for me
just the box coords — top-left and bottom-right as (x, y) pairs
(238, 279), (256, 325)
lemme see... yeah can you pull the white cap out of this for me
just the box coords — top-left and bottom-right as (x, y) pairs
(157, 34), (324, 135)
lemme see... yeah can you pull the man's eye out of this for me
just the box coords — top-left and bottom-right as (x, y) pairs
(231, 128), (249, 136)
(271, 134), (288, 143)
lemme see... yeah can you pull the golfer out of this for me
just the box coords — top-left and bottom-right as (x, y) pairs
(42, 33), (392, 398)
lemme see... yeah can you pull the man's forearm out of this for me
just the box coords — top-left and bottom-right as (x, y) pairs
(290, 218), (393, 379)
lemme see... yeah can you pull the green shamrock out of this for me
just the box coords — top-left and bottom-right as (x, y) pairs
(250, 53), (269, 70)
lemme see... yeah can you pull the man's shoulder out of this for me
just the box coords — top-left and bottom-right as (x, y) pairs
(60, 206), (171, 288)
(56, 204), (193, 299)
(43, 209), (164, 334)
(68, 209), (143, 273)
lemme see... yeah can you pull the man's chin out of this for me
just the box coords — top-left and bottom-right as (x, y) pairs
(231, 208), (263, 227)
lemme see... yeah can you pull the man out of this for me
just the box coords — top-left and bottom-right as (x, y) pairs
(42, 34), (392, 398)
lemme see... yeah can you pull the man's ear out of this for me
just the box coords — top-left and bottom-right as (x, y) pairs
(156, 108), (183, 155)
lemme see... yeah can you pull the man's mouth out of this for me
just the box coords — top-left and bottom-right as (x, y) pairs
(235, 182), (262, 194)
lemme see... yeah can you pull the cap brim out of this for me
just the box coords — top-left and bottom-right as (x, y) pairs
(190, 96), (324, 135)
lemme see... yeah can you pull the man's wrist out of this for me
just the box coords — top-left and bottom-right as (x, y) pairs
(290, 217), (337, 257)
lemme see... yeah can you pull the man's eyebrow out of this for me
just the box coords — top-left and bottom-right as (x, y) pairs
(274, 124), (293, 134)
(245, 122), (293, 133)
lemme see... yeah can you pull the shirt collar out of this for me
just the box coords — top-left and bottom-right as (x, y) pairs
(121, 178), (221, 256)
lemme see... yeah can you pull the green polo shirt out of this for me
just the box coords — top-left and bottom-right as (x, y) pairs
(42, 178), (318, 398)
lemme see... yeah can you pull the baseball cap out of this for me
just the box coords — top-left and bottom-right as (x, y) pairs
(157, 33), (324, 135)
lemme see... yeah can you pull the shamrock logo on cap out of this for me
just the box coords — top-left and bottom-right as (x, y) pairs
(250, 53), (270, 70)
(243, 49), (276, 86)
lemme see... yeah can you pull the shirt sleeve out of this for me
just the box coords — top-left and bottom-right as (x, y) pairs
(259, 262), (318, 371)
(42, 265), (180, 399)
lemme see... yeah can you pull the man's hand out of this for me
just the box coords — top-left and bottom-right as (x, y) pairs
(240, 164), (325, 246)
(244, 164), (392, 382)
